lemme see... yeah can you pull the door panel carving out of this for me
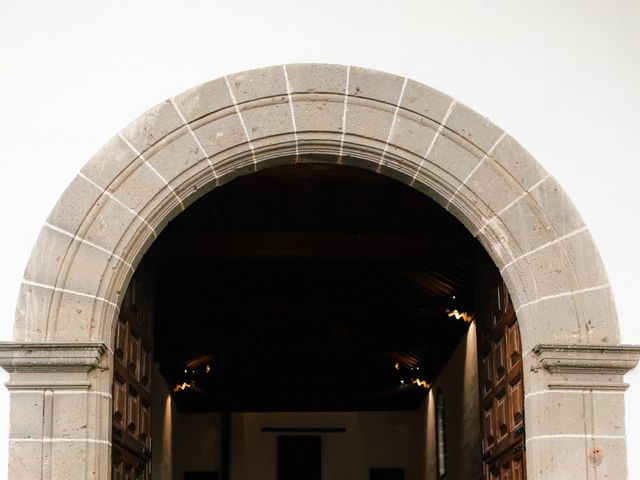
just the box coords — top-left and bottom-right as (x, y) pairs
(112, 266), (154, 480)
(476, 259), (526, 479)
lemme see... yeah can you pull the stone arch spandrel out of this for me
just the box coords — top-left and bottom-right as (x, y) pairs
(14, 63), (619, 351)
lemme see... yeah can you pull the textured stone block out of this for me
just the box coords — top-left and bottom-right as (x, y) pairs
(427, 130), (484, 184)
(387, 112), (440, 161)
(284, 64), (348, 95)
(52, 391), (91, 439)
(9, 392), (44, 439)
(239, 100), (294, 141)
(492, 134), (548, 191)
(562, 229), (609, 291)
(120, 100), (184, 154)
(344, 100), (394, 145)
(80, 135), (139, 190)
(82, 195), (141, 257)
(192, 111), (251, 159)
(507, 244), (579, 301)
(23, 227), (74, 287)
(14, 283), (52, 342)
(494, 195), (556, 255)
(529, 176), (586, 238)
(47, 175), (103, 235)
(289, 97), (345, 134)
(516, 294), (583, 345)
(9, 441), (43, 480)
(347, 66), (406, 105)
(61, 242), (114, 296)
(399, 80), (454, 124)
(172, 77), (234, 124)
(463, 157), (523, 215)
(50, 292), (99, 342)
(226, 65), (288, 104)
(143, 127), (208, 183)
(110, 159), (167, 214)
(445, 101), (504, 154)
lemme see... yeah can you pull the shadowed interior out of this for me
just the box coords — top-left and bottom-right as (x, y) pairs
(147, 163), (481, 412)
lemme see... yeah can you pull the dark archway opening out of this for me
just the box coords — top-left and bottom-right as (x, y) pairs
(151, 164), (475, 413)
(111, 163), (524, 480)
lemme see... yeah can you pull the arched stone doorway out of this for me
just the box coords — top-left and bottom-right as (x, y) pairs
(0, 64), (638, 479)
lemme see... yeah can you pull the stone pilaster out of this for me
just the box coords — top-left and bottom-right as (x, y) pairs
(524, 344), (640, 480)
(0, 342), (112, 480)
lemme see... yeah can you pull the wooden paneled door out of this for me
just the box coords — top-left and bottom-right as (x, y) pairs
(112, 266), (154, 480)
(475, 262), (526, 480)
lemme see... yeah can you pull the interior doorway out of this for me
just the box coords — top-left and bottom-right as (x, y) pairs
(110, 163), (525, 480)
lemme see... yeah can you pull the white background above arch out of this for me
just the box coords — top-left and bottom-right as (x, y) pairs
(0, 0), (639, 478)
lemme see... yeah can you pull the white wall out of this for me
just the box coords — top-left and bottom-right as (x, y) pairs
(153, 409), (426, 480)
(151, 364), (177, 480)
(231, 411), (425, 480)
(426, 324), (481, 480)
(1, 1), (639, 478)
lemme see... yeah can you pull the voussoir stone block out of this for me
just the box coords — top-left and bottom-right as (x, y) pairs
(47, 174), (104, 236)
(344, 99), (395, 145)
(492, 134), (549, 192)
(284, 64), (348, 95)
(110, 158), (168, 214)
(23, 226), (74, 287)
(289, 97), (345, 134)
(505, 244), (579, 303)
(559, 228), (609, 291)
(80, 134), (139, 190)
(61, 242), (118, 296)
(82, 196), (139, 256)
(529, 175), (586, 238)
(14, 283), (52, 342)
(463, 156), (523, 215)
(426, 129), (484, 185)
(50, 292), (101, 342)
(191, 110), (251, 159)
(399, 80), (454, 124)
(347, 66), (406, 105)
(445, 101), (505, 154)
(239, 100), (295, 141)
(142, 126), (208, 183)
(386, 111), (440, 161)
(226, 65), (288, 104)
(515, 293), (583, 345)
(493, 194), (557, 255)
(172, 77), (234, 124)
(120, 100), (184, 154)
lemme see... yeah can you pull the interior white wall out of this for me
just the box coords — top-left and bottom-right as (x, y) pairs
(151, 363), (177, 480)
(1, 1), (639, 478)
(426, 323), (481, 480)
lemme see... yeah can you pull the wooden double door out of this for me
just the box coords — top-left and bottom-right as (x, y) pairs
(476, 268), (526, 480)
(112, 268), (154, 480)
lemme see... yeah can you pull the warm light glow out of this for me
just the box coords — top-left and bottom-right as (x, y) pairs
(447, 309), (473, 323)
(411, 378), (430, 389)
(394, 362), (400, 370)
(173, 381), (195, 392)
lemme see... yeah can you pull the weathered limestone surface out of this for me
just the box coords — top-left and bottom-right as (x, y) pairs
(2, 64), (639, 479)
(0, 343), (112, 480)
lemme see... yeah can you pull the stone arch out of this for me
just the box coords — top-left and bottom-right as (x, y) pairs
(17, 64), (616, 349)
(5, 64), (639, 479)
